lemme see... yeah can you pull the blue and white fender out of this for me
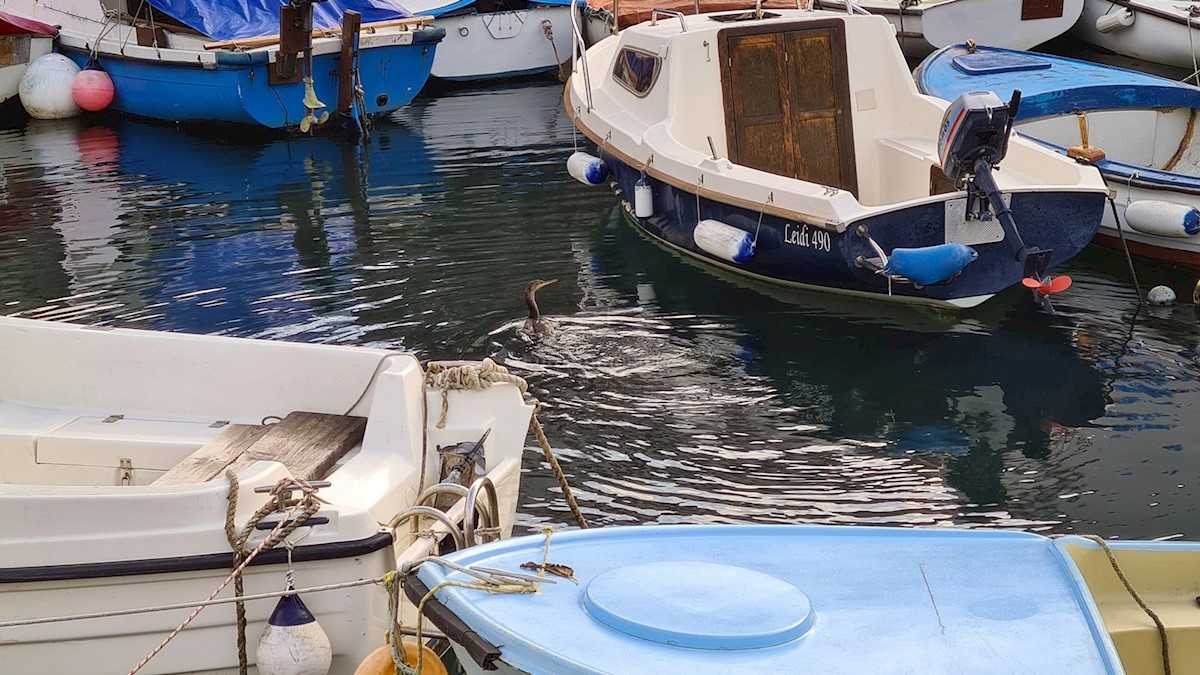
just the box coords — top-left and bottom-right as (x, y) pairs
(256, 588), (333, 675)
(567, 151), (609, 186)
(694, 219), (755, 264)
(1123, 200), (1200, 238)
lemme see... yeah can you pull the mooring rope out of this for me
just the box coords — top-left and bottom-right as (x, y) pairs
(0, 576), (391, 629)
(1077, 534), (1171, 675)
(127, 475), (321, 675)
(425, 360), (588, 529)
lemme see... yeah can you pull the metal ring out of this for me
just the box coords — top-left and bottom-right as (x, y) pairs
(459, 26), (469, 36)
(465, 477), (500, 545)
(388, 506), (466, 551)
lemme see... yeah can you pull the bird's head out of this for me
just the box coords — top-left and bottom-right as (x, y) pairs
(526, 279), (558, 294)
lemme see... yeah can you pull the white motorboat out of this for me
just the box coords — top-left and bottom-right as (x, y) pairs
(400, 0), (576, 80)
(1074, 0), (1200, 73)
(0, 316), (534, 673)
(566, 5), (1108, 310)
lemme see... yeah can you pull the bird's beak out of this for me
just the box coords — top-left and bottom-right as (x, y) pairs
(537, 279), (558, 290)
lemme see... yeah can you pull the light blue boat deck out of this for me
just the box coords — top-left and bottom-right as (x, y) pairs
(916, 45), (1200, 193)
(417, 524), (1123, 674)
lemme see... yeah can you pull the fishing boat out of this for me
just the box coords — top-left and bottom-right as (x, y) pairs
(0, 10), (55, 123)
(580, 0), (1084, 56)
(566, 5), (1108, 310)
(399, 0), (575, 81)
(0, 316), (536, 673)
(0, 0), (443, 130)
(1074, 0), (1200, 72)
(409, 524), (1198, 675)
(917, 44), (1200, 268)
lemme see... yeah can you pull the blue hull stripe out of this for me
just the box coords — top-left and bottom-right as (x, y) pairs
(604, 155), (1102, 305)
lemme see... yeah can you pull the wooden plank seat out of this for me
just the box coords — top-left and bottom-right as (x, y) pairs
(153, 412), (367, 486)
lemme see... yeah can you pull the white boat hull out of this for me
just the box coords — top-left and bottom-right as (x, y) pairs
(431, 6), (574, 80)
(848, 0), (1085, 57)
(0, 34), (52, 107)
(0, 317), (534, 673)
(1074, 0), (1200, 71)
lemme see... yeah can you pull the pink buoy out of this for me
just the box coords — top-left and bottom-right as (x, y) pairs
(72, 69), (115, 112)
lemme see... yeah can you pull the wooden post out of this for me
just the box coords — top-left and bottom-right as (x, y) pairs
(337, 10), (361, 116)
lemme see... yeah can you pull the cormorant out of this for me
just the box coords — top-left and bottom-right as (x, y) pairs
(524, 279), (557, 335)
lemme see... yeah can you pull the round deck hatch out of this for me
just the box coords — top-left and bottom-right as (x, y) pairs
(582, 561), (813, 649)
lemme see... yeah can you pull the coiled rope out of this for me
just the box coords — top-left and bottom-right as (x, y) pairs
(425, 359), (588, 529)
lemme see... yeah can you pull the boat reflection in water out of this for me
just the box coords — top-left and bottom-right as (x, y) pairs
(503, 206), (1113, 531)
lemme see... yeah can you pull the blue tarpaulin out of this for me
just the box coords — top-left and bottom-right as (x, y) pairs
(147, 0), (413, 41)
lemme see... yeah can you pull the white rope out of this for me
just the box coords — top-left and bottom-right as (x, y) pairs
(0, 575), (389, 630)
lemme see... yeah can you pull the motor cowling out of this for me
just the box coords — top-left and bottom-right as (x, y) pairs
(937, 90), (1019, 183)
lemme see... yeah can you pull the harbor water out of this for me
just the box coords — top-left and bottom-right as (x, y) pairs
(1, 81), (1198, 540)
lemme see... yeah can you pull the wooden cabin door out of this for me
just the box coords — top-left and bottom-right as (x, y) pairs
(720, 21), (858, 197)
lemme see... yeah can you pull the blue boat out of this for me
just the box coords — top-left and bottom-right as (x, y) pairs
(917, 44), (1200, 269)
(567, 10), (1109, 310)
(11, 0), (444, 129)
(408, 523), (1200, 674)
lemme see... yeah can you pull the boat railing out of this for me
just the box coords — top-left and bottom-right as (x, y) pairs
(570, 0), (595, 111)
(650, 9), (689, 31)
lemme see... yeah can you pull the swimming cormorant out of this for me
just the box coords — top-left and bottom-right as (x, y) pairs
(524, 279), (557, 335)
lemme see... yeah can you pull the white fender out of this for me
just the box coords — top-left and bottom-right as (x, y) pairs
(567, 151), (608, 186)
(633, 177), (654, 218)
(694, 219), (755, 264)
(1096, 8), (1135, 34)
(1123, 200), (1200, 238)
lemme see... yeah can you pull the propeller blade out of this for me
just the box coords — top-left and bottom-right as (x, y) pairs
(1022, 277), (1043, 289)
(1047, 275), (1073, 294)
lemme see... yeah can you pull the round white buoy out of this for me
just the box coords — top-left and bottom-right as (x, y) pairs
(256, 589), (333, 675)
(19, 54), (82, 120)
(634, 177), (653, 218)
(1147, 285), (1176, 306)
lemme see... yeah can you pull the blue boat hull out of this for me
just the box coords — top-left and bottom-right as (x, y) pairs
(604, 155), (1103, 308)
(60, 32), (441, 129)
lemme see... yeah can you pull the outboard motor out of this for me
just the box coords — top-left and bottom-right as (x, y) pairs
(937, 90), (1068, 312)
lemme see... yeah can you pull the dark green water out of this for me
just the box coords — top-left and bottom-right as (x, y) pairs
(1, 81), (1198, 539)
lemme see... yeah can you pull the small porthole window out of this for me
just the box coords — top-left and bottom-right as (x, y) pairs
(613, 47), (661, 97)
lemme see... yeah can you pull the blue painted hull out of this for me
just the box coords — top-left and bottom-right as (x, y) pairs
(605, 156), (1103, 307)
(59, 32), (441, 129)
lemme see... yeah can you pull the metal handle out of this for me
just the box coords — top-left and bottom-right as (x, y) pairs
(650, 9), (688, 31)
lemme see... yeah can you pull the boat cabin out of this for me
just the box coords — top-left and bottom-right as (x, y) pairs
(575, 9), (1091, 224)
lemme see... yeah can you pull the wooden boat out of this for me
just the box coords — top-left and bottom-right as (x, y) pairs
(0, 0), (444, 129)
(409, 524), (1200, 675)
(566, 6), (1108, 310)
(917, 44), (1200, 268)
(398, 0), (575, 81)
(1074, 0), (1200, 72)
(580, 0), (1085, 57)
(0, 10), (55, 123)
(0, 316), (534, 673)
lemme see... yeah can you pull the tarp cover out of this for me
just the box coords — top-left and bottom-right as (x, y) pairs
(146, 0), (413, 41)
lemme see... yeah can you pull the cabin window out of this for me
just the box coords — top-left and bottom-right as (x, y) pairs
(613, 48), (661, 97)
